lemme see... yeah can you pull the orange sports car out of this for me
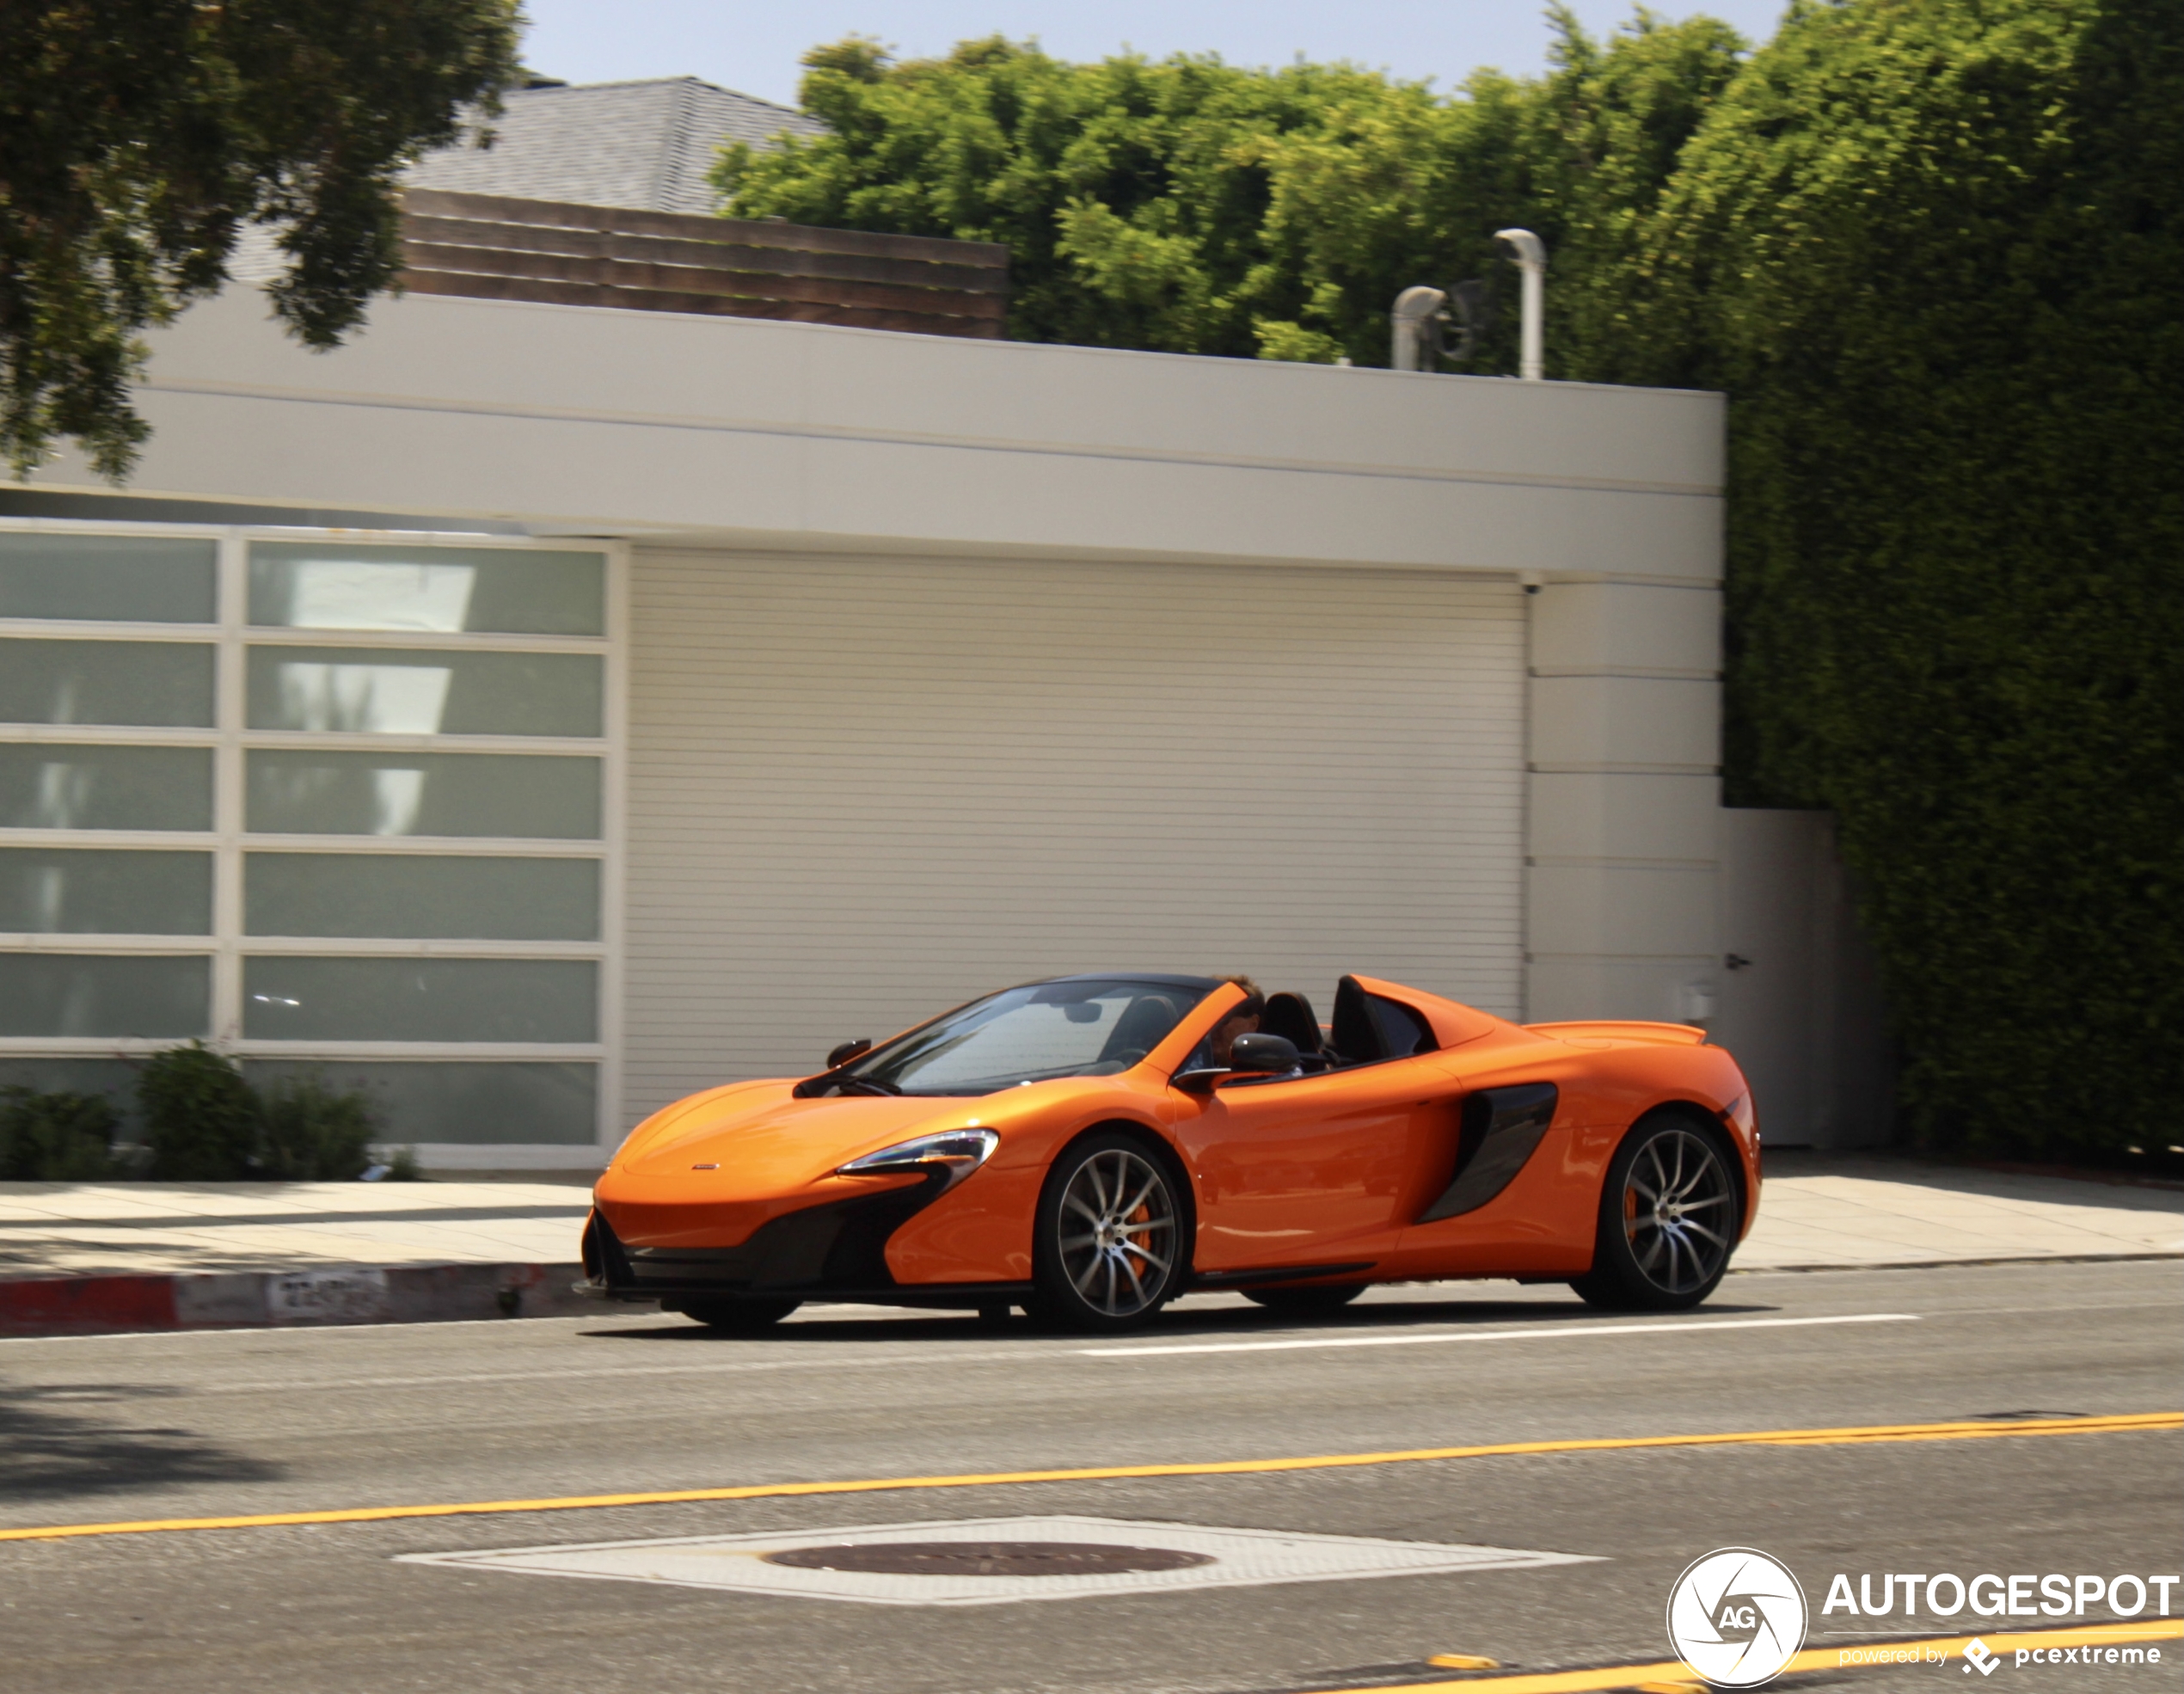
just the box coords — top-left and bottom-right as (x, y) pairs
(582, 973), (1761, 1334)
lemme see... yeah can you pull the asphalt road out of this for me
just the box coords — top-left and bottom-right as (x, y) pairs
(2, 1259), (2178, 1694)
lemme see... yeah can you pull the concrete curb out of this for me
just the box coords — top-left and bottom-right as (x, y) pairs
(0, 1261), (636, 1337)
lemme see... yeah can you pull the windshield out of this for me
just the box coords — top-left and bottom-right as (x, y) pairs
(830, 979), (1212, 1096)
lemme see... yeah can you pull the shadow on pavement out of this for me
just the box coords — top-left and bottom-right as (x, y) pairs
(0, 1379), (282, 1502)
(580, 1292), (1781, 1346)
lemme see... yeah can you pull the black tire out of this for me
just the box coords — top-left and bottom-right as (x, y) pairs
(1244, 1284), (1367, 1314)
(1028, 1132), (1185, 1334)
(1571, 1113), (1739, 1311)
(672, 1297), (801, 1332)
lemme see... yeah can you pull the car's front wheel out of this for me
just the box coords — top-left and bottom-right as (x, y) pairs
(1030, 1132), (1183, 1334)
(1570, 1114), (1739, 1311)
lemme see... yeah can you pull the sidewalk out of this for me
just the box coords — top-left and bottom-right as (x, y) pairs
(2, 1156), (2178, 1335)
(1738, 1152), (2184, 1269)
(0, 1180), (594, 1334)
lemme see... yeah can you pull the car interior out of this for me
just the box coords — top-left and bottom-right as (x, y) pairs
(1198, 976), (1441, 1081)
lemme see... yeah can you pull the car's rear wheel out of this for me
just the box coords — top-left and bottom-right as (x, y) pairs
(1571, 1114), (1739, 1311)
(1030, 1132), (1183, 1334)
(672, 1297), (801, 1333)
(1244, 1284), (1366, 1315)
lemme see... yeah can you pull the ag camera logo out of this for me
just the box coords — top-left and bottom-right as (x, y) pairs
(1667, 1547), (1810, 1687)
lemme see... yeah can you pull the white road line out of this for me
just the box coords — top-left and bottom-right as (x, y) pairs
(1080, 1311), (1921, 1357)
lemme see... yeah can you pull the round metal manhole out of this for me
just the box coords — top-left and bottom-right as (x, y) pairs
(760, 1540), (1215, 1577)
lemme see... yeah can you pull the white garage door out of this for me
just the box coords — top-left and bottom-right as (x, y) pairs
(622, 549), (1525, 1124)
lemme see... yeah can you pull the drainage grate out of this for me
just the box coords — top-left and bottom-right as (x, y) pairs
(764, 1540), (1214, 1577)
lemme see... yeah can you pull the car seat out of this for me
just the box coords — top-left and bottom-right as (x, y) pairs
(1097, 993), (1181, 1066)
(1260, 991), (1323, 1054)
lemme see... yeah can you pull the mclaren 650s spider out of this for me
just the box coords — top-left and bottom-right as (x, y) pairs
(582, 973), (1761, 1334)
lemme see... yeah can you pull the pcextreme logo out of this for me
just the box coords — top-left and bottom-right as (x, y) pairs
(1666, 1547), (1810, 1688)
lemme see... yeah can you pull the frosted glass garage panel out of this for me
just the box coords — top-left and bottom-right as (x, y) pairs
(0, 639), (215, 726)
(244, 751), (601, 838)
(242, 957), (596, 1043)
(0, 532), (217, 623)
(247, 647), (604, 737)
(0, 746), (213, 831)
(0, 954), (210, 1037)
(249, 543), (604, 636)
(0, 849), (212, 933)
(243, 1060), (598, 1145)
(245, 854), (598, 940)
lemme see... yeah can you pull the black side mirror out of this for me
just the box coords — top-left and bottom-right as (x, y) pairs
(826, 1038), (872, 1070)
(1228, 1033), (1300, 1072)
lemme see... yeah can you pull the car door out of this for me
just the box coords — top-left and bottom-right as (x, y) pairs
(1168, 1059), (1447, 1272)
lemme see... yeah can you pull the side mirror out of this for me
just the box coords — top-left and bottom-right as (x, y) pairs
(1171, 1033), (1304, 1096)
(826, 1038), (873, 1070)
(1228, 1033), (1300, 1072)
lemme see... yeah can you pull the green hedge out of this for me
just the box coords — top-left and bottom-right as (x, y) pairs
(1599, 0), (2184, 1153)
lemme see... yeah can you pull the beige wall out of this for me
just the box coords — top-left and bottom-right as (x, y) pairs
(622, 547), (1527, 1124)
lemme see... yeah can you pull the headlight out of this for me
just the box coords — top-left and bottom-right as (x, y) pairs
(837, 1128), (1000, 1191)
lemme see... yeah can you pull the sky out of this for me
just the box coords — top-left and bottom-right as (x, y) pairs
(518, 1), (1792, 108)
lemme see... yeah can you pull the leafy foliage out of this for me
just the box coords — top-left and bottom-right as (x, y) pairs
(138, 1043), (262, 1180)
(134, 1046), (383, 1180)
(257, 1075), (377, 1181)
(0, 1088), (120, 1181)
(0, 0), (522, 479)
(716, 14), (1743, 371)
(1592, 0), (2184, 1153)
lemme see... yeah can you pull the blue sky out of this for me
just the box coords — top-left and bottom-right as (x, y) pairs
(519, 1), (1791, 108)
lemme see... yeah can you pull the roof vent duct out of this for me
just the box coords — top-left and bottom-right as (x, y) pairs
(1494, 229), (1546, 383)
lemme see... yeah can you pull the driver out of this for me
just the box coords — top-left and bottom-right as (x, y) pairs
(1196, 975), (1265, 1068)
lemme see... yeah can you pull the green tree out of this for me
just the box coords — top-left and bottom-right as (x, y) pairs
(717, 16), (1744, 371)
(0, 0), (523, 480)
(1604, 0), (2183, 1153)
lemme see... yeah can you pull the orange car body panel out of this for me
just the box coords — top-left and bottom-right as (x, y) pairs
(590, 976), (1761, 1297)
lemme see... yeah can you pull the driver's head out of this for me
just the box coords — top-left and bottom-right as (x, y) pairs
(1210, 974), (1265, 1065)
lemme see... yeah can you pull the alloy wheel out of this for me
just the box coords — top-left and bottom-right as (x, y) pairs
(1056, 1147), (1178, 1318)
(1621, 1126), (1734, 1296)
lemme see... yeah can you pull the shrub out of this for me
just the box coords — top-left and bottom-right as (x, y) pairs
(257, 1075), (377, 1182)
(379, 1145), (424, 1182)
(0, 1088), (120, 1181)
(137, 1043), (261, 1180)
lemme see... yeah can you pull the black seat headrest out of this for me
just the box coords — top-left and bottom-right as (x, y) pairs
(1260, 991), (1322, 1054)
(1329, 975), (1383, 1065)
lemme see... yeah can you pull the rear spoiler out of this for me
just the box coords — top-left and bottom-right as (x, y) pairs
(1525, 1020), (1709, 1046)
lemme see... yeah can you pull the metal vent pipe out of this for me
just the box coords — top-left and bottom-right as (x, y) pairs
(1390, 285), (1447, 372)
(1494, 229), (1546, 382)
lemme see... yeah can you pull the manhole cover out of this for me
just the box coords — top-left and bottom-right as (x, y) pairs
(762, 1540), (1215, 1577)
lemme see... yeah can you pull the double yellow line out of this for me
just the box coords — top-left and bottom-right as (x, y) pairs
(2, 1409), (2173, 1544)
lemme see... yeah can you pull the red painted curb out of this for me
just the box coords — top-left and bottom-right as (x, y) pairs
(0, 1262), (611, 1337)
(0, 1273), (178, 1335)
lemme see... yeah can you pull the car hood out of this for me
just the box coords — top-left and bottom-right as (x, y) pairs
(612, 1083), (986, 1189)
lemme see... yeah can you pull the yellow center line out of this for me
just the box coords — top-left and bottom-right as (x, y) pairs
(1343, 1620), (2184, 1693)
(1, 1409), (2174, 1544)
